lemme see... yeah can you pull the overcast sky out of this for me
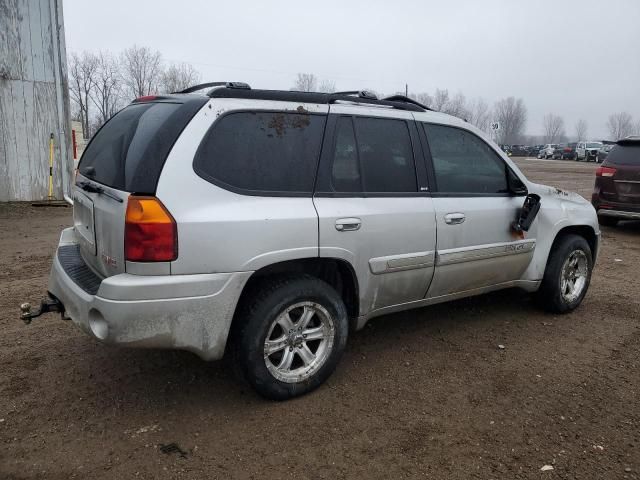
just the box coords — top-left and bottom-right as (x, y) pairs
(63, 0), (640, 139)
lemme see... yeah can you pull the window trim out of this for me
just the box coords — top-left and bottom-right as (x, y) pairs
(419, 121), (528, 197)
(192, 109), (328, 198)
(314, 114), (426, 197)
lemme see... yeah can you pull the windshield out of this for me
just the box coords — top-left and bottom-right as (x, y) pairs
(587, 142), (603, 148)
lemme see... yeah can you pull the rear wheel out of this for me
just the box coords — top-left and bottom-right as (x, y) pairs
(537, 234), (593, 313)
(233, 275), (348, 400)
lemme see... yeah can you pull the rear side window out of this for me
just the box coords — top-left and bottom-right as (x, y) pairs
(79, 100), (205, 192)
(423, 124), (509, 194)
(330, 116), (417, 193)
(194, 112), (325, 194)
(606, 145), (640, 165)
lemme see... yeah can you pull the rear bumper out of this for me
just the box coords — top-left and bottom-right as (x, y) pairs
(48, 228), (252, 360)
(597, 209), (640, 220)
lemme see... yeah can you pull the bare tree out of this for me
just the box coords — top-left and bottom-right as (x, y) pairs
(68, 52), (98, 139)
(634, 120), (640, 136)
(160, 62), (201, 93)
(317, 79), (336, 93)
(607, 112), (634, 140)
(467, 97), (490, 131)
(121, 45), (163, 100)
(414, 92), (433, 108)
(575, 119), (588, 141)
(292, 73), (317, 92)
(89, 52), (123, 128)
(493, 97), (527, 144)
(431, 89), (450, 111)
(443, 92), (468, 118)
(543, 114), (565, 144)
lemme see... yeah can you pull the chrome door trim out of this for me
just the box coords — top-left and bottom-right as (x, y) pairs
(436, 239), (536, 266)
(369, 251), (435, 274)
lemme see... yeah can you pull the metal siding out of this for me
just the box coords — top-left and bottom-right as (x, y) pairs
(0, 0), (70, 201)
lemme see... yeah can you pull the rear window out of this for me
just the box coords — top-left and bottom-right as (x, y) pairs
(78, 99), (206, 192)
(193, 111), (326, 194)
(606, 145), (640, 165)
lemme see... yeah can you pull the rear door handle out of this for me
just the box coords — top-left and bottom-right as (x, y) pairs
(335, 218), (361, 232)
(444, 213), (466, 225)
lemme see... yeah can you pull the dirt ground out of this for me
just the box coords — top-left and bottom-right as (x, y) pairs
(1, 158), (639, 479)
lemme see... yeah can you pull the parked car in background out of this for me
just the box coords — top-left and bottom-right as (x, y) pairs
(510, 145), (529, 156)
(552, 144), (566, 160)
(500, 145), (512, 156)
(561, 143), (578, 160)
(20, 84), (601, 400)
(597, 144), (615, 163)
(539, 144), (558, 159)
(592, 137), (640, 226)
(576, 141), (603, 162)
(528, 145), (542, 157)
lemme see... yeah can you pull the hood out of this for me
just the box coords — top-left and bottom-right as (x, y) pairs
(528, 182), (591, 206)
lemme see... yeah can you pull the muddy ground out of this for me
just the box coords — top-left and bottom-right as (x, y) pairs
(1, 158), (638, 479)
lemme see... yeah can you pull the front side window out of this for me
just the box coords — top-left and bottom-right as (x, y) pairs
(423, 124), (510, 194)
(194, 111), (325, 194)
(330, 116), (417, 193)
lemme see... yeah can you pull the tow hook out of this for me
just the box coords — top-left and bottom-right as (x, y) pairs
(20, 296), (65, 325)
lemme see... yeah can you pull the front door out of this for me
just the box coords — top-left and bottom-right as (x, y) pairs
(418, 122), (536, 298)
(313, 107), (437, 316)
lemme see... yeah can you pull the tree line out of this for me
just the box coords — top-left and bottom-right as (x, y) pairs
(68, 56), (639, 144)
(69, 45), (200, 138)
(294, 72), (640, 145)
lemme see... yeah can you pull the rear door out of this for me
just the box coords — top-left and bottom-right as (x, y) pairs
(419, 122), (535, 298)
(314, 106), (437, 315)
(74, 97), (206, 277)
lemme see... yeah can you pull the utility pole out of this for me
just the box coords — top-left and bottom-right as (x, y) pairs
(405, 84), (408, 97)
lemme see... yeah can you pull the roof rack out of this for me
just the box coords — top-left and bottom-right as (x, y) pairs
(175, 81), (251, 94)
(333, 90), (378, 100)
(207, 88), (428, 112)
(382, 95), (433, 111)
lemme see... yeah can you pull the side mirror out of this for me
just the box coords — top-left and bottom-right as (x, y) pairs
(513, 193), (541, 232)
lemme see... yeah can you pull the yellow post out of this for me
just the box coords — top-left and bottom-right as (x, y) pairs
(48, 133), (54, 200)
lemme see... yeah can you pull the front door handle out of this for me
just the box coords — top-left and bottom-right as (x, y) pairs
(335, 218), (361, 232)
(444, 213), (466, 225)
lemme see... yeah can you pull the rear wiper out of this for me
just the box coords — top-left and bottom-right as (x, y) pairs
(77, 181), (123, 203)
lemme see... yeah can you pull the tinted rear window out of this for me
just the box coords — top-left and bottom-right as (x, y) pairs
(79, 99), (205, 192)
(193, 111), (326, 194)
(606, 145), (640, 165)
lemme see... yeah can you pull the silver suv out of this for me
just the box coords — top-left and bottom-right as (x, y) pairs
(23, 83), (600, 400)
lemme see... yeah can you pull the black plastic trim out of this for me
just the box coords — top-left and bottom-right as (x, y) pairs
(57, 245), (102, 295)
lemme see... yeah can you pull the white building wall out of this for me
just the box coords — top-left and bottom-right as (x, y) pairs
(0, 0), (72, 201)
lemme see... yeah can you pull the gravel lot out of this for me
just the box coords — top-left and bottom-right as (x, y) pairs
(1, 158), (639, 479)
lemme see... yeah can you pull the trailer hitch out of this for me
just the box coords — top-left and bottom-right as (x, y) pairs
(20, 296), (65, 325)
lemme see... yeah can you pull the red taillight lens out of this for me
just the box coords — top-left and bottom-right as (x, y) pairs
(125, 196), (177, 262)
(596, 166), (617, 177)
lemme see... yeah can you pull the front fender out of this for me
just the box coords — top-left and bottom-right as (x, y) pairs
(521, 184), (600, 281)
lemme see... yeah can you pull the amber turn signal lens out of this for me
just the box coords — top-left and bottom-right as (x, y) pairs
(125, 196), (177, 262)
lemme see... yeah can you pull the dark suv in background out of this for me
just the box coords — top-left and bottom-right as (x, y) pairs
(592, 137), (640, 226)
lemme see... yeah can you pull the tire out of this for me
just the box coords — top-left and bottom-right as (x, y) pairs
(598, 215), (618, 227)
(233, 275), (349, 400)
(536, 234), (593, 313)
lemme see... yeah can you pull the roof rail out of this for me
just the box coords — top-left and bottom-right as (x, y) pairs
(333, 90), (378, 100)
(382, 95), (433, 111)
(207, 88), (427, 112)
(176, 81), (251, 94)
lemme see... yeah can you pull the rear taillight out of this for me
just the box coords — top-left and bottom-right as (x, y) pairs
(125, 196), (177, 262)
(596, 166), (617, 177)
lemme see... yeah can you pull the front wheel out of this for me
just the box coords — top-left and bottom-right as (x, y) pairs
(233, 275), (349, 400)
(536, 234), (593, 313)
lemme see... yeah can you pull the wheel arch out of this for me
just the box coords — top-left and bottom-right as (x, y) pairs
(233, 257), (360, 332)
